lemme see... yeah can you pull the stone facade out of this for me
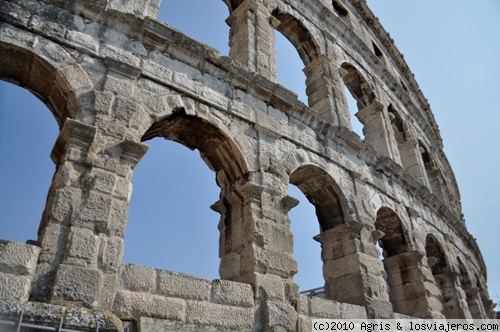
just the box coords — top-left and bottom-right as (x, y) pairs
(0, 0), (495, 331)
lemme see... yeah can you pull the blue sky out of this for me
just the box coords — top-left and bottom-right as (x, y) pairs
(0, 0), (498, 309)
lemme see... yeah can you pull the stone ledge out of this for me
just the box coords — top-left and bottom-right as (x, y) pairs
(0, 300), (123, 331)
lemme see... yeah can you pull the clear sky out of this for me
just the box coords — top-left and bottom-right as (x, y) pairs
(0, 0), (498, 310)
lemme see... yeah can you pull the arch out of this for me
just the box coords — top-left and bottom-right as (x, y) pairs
(0, 27), (91, 125)
(425, 234), (448, 275)
(142, 110), (249, 194)
(425, 234), (470, 318)
(288, 164), (349, 299)
(289, 165), (347, 232)
(0, 82), (59, 244)
(374, 207), (408, 258)
(271, 9), (320, 67)
(340, 63), (375, 110)
(137, 110), (251, 280)
(388, 105), (407, 146)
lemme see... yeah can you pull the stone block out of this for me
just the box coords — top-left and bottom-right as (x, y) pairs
(0, 273), (31, 301)
(239, 273), (284, 301)
(241, 243), (297, 278)
(219, 253), (241, 280)
(309, 296), (340, 318)
(107, 199), (129, 237)
(298, 295), (309, 315)
(156, 270), (211, 301)
(52, 265), (102, 308)
(66, 227), (99, 267)
(139, 317), (246, 332)
(211, 279), (254, 307)
(91, 169), (116, 194)
(113, 290), (186, 321)
(339, 302), (367, 319)
(119, 264), (156, 293)
(325, 273), (365, 305)
(0, 240), (40, 276)
(98, 236), (123, 273)
(50, 187), (81, 223)
(264, 301), (297, 331)
(79, 191), (113, 229)
(186, 301), (253, 329)
(298, 315), (312, 332)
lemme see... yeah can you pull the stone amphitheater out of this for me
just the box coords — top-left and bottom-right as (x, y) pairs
(0, 0), (496, 331)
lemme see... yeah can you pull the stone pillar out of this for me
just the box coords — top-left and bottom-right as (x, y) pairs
(227, 0), (277, 82)
(434, 271), (472, 319)
(213, 172), (299, 331)
(479, 290), (496, 319)
(303, 55), (340, 124)
(31, 119), (148, 310)
(383, 251), (444, 318)
(314, 222), (393, 318)
(356, 102), (399, 160)
(398, 139), (431, 187)
(464, 287), (487, 319)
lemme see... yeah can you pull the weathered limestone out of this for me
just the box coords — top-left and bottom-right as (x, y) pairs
(0, 0), (495, 330)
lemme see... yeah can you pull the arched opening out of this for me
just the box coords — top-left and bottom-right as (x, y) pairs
(374, 208), (417, 315)
(340, 63), (375, 139)
(127, 110), (248, 280)
(271, 10), (319, 68)
(288, 183), (323, 293)
(289, 165), (347, 299)
(289, 166), (345, 232)
(457, 258), (484, 318)
(0, 81), (59, 244)
(157, 0), (230, 55)
(345, 85), (364, 138)
(275, 30), (307, 103)
(124, 139), (220, 278)
(375, 208), (407, 259)
(272, 9), (331, 114)
(340, 63), (375, 111)
(419, 142), (447, 201)
(272, 9), (318, 104)
(388, 105), (406, 146)
(425, 234), (465, 318)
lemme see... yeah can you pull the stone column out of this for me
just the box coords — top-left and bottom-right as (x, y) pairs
(398, 139), (430, 187)
(213, 172), (299, 331)
(464, 287), (486, 319)
(31, 119), (148, 310)
(227, 0), (277, 82)
(434, 271), (472, 319)
(303, 55), (340, 124)
(356, 102), (399, 160)
(383, 251), (444, 318)
(314, 222), (393, 318)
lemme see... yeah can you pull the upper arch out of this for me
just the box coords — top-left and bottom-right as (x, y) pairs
(271, 8), (320, 67)
(0, 25), (92, 125)
(289, 164), (349, 231)
(142, 110), (250, 194)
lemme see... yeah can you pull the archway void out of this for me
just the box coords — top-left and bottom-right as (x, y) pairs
(345, 85), (364, 138)
(275, 31), (307, 103)
(157, 0), (230, 55)
(127, 112), (248, 279)
(125, 138), (220, 278)
(0, 81), (59, 243)
(288, 183), (323, 291)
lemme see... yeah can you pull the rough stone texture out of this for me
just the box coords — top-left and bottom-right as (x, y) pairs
(0, 0), (496, 330)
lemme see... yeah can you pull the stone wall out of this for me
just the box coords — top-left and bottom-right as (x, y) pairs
(0, 0), (496, 330)
(0, 241), (40, 302)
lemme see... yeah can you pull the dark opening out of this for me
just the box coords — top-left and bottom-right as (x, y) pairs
(332, 0), (348, 17)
